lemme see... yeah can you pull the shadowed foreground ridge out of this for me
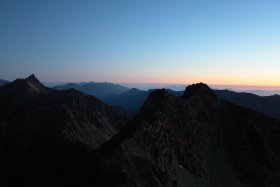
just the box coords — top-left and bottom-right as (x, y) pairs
(1, 80), (280, 186)
(100, 83), (280, 187)
(0, 75), (129, 186)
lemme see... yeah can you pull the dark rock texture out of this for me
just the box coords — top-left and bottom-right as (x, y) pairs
(98, 84), (280, 187)
(1, 78), (280, 187)
(0, 75), (129, 186)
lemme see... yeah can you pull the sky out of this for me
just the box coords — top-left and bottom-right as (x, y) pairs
(0, 0), (280, 88)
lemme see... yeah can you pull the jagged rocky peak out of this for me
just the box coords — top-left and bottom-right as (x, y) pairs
(26, 73), (39, 83)
(3, 74), (51, 94)
(183, 82), (215, 99)
(0, 74), (130, 186)
(140, 88), (174, 115)
(24, 74), (48, 92)
(149, 88), (169, 98)
(25, 74), (43, 85)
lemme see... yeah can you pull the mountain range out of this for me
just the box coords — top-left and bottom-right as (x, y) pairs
(53, 82), (280, 120)
(54, 82), (129, 99)
(1, 75), (280, 186)
(105, 88), (280, 120)
(0, 75), (128, 186)
(103, 88), (183, 113)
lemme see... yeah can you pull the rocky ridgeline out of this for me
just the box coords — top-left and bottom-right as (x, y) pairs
(0, 76), (280, 186)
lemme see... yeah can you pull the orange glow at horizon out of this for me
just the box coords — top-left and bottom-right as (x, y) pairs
(117, 77), (280, 90)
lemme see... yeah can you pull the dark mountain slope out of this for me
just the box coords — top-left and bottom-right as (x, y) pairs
(0, 75), (129, 186)
(54, 82), (129, 99)
(96, 83), (280, 187)
(215, 89), (280, 120)
(104, 86), (280, 121)
(0, 79), (9, 86)
(2, 78), (280, 186)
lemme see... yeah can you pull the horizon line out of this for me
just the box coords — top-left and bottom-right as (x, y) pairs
(44, 81), (280, 91)
(3, 75), (280, 90)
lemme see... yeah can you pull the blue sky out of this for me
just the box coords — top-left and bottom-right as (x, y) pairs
(0, 0), (279, 87)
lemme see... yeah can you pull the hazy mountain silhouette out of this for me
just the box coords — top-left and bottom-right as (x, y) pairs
(54, 82), (129, 99)
(0, 75), (129, 186)
(215, 89), (280, 120)
(104, 88), (152, 113)
(230, 90), (280, 96)
(0, 79), (9, 86)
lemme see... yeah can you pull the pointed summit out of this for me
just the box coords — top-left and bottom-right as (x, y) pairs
(27, 74), (37, 81)
(26, 74), (42, 85)
(23, 74), (50, 93)
(0, 74), (51, 94)
(140, 88), (173, 115)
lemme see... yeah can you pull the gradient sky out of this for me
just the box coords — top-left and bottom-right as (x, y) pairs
(0, 0), (280, 87)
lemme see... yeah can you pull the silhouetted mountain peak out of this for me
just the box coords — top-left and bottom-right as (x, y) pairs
(0, 74), (51, 94)
(27, 73), (36, 80)
(183, 83), (215, 99)
(140, 88), (174, 115)
(145, 89), (171, 102)
(118, 88), (143, 97)
(26, 74), (41, 84)
(23, 74), (50, 93)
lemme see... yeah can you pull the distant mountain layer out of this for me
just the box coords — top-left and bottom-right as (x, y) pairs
(236, 90), (280, 96)
(215, 90), (280, 120)
(103, 88), (152, 113)
(53, 81), (280, 120)
(0, 79), (9, 86)
(54, 82), (129, 99)
(0, 74), (129, 186)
